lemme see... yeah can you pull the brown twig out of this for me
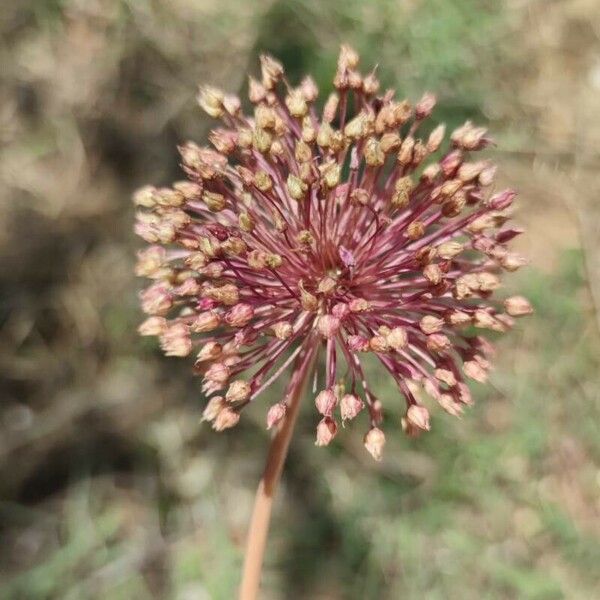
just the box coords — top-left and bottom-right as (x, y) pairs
(239, 340), (318, 600)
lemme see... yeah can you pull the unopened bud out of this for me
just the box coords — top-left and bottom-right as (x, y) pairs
(406, 404), (431, 431)
(340, 394), (364, 421)
(387, 326), (408, 350)
(504, 296), (533, 317)
(266, 402), (287, 429)
(213, 406), (240, 431)
(420, 315), (444, 334)
(364, 427), (385, 461)
(348, 335), (369, 352)
(225, 380), (251, 403)
(426, 124), (446, 153)
(159, 323), (192, 357)
(271, 321), (293, 340)
(225, 303), (254, 327)
(138, 316), (166, 336)
(437, 241), (463, 260)
(197, 85), (224, 118)
(317, 314), (340, 339)
(463, 360), (488, 383)
(191, 311), (221, 333)
(315, 389), (337, 416)
(196, 341), (222, 362)
(202, 396), (225, 422)
(435, 368), (457, 387)
(415, 92), (436, 119)
(315, 417), (338, 446)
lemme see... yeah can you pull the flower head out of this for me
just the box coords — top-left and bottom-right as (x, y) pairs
(135, 47), (531, 459)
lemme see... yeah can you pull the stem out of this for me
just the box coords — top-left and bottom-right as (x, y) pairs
(239, 340), (318, 600)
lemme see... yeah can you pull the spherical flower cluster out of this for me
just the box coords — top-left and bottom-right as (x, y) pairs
(135, 46), (532, 460)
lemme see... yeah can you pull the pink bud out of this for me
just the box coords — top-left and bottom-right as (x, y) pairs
(332, 302), (350, 320)
(348, 335), (369, 352)
(159, 323), (192, 357)
(197, 297), (217, 311)
(315, 389), (337, 416)
(266, 402), (287, 429)
(488, 189), (516, 210)
(225, 303), (254, 327)
(364, 427), (385, 461)
(340, 394), (364, 421)
(140, 282), (172, 316)
(317, 314), (340, 339)
(138, 316), (166, 336)
(315, 417), (338, 446)
(339, 245), (356, 268)
(204, 362), (230, 385)
(415, 92), (436, 119)
(196, 341), (222, 362)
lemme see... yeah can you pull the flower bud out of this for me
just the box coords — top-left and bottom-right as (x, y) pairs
(197, 85), (224, 118)
(407, 220), (425, 240)
(426, 124), (446, 153)
(437, 241), (463, 260)
(504, 296), (533, 317)
(138, 316), (167, 336)
(364, 427), (386, 461)
(315, 417), (338, 446)
(415, 92), (436, 119)
(386, 327), (408, 350)
(340, 394), (364, 421)
(196, 341), (222, 362)
(406, 404), (431, 431)
(225, 380), (251, 403)
(287, 174), (308, 200)
(463, 360), (487, 383)
(204, 362), (230, 385)
(348, 335), (369, 352)
(369, 335), (389, 353)
(315, 389), (337, 416)
(203, 191), (226, 212)
(317, 314), (340, 339)
(225, 303), (254, 327)
(332, 302), (350, 320)
(160, 323), (192, 357)
(140, 282), (172, 316)
(213, 406), (240, 431)
(271, 321), (293, 340)
(426, 333), (451, 352)
(423, 263), (443, 285)
(266, 402), (287, 429)
(435, 368), (457, 387)
(260, 54), (284, 89)
(501, 253), (528, 272)
(420, 315), (444, 334)
(190, 311), (221, 333)
(438, 394), (463, 416)
(202, 396), (225, 422)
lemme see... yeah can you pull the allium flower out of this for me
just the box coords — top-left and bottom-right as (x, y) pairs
(135, 46), (532, 462)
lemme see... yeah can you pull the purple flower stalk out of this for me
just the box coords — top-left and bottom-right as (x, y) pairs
(135, 46), (532, 461)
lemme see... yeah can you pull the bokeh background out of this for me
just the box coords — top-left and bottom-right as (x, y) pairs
(1, 1), (600, 598)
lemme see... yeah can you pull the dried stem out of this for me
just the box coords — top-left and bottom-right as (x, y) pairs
(239, 341), (318, 600)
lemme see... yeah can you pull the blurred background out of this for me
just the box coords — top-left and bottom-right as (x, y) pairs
(1, 0), (600, 598)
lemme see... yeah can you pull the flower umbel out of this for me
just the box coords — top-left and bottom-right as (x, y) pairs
(135, 47), (531, 460)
